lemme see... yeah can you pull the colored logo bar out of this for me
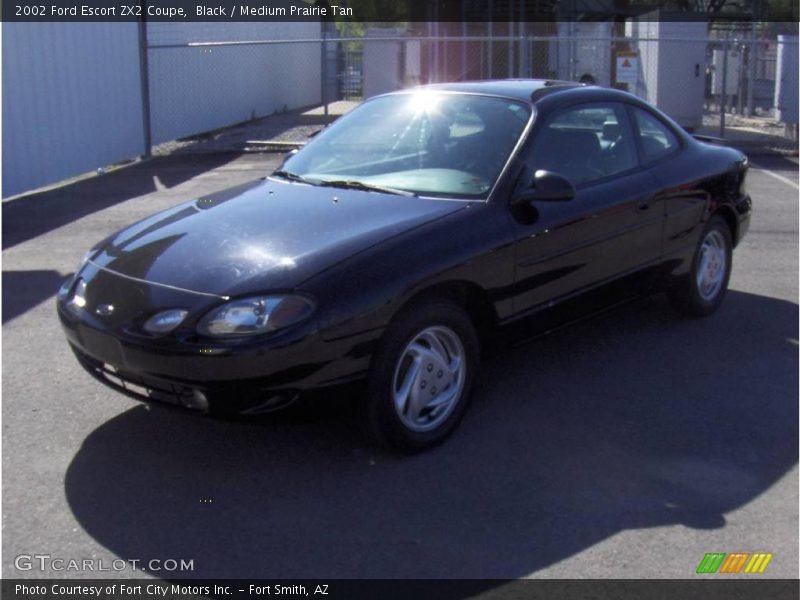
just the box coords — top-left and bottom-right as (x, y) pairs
(696, 553), (773, 574)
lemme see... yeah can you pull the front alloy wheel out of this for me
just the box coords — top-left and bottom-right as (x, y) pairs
(392, 325), (466, 432)
(362, 300), (479, 452)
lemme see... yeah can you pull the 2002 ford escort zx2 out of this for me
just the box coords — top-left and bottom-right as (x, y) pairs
(58, 80), (751, 452)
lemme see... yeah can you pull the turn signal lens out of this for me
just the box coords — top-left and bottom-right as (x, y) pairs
(143, 309), (188, 335)
(67, 279), (88, 311)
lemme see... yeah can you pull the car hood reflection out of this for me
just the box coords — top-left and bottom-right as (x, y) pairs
(90, 179), (467, 296)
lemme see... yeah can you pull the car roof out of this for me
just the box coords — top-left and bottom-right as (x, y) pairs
(409, 79), (650, 108)
(412, 79), (585, 103)
(390, 79), (691, 143)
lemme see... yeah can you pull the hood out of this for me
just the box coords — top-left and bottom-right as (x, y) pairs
(89, 178), (467, 297)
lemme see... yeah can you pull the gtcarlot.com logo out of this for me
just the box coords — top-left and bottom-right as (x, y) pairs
(14, 554), (194, 573)
(696, 552), (773, 574)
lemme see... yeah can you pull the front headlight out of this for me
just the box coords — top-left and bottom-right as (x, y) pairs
(63, 278), (87, 313)
(196, 295), (315, 338)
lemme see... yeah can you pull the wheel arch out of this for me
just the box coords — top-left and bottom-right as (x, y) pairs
(711, 204), (739, 247)
(394, 280), (499, 341)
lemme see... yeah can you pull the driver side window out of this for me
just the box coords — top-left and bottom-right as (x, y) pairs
(528, 103), (638, 186)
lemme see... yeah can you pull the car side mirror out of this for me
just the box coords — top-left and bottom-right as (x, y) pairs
(513, 170), (576, 204)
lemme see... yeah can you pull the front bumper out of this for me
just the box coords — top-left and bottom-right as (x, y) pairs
(58, 301), (378, 415)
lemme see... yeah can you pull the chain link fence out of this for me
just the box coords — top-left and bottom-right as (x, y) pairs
(7, 22), (793, 197)
(142, 27), (798, 154)
(325, 34), (795, 136)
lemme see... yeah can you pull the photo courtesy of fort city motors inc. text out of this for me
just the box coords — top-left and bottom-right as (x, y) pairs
(1, 0), (798, 598)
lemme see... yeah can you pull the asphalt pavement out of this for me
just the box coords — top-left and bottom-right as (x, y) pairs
(2, 153), (797, 580)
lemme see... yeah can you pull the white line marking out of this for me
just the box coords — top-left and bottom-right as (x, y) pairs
(750, 161), (799, 190)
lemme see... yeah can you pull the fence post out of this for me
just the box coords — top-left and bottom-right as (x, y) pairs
(461, 20), (467, 81)
(746, 22), (756, 117)
(487, 1), (493, 79)
(432, 20), (438, 83)
(720, 40), (728, 138)
(518, 0), (525, 76)
(521, 35), (530, 78)
(137, 19), (152, 158)
(566, 23), (575, 80)
(442, 37), (447, 82)
(321, 31), (328, 118)
(427, 20), (434, 83)
(508, 22), (514, 78)
(737, 43), (745, 115)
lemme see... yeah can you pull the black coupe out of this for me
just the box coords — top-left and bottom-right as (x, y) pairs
(58, 80), (751, 451)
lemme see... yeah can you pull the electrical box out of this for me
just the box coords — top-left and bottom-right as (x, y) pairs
(553, 22), (614, 86)
(774, 35), (798, 125)
(711, 48), (742, 95)
(625, 18), (707, 130)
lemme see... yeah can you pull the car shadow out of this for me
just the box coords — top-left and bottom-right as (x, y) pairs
(63, 290), (798, 579)
(2, 269), (67, 324)
(2, 153), (240, 250)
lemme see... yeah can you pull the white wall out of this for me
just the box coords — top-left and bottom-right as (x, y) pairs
(2, 22), (323, 197)
(147, 22), (322, 144)
(2, 23), (145, 197)
(775, 35), (798, 124)
(556, 22), (614, 86)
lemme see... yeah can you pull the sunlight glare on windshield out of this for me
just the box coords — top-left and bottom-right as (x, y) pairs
(404, 91), (442, 114)
(282, 92), (531, 199)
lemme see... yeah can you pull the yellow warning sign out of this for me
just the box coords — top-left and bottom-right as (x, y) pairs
(616, 51), (639, 85)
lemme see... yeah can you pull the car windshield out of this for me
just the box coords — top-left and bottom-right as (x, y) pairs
(279, 92), (531, 199)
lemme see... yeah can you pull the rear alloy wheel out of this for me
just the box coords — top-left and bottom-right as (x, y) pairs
(362, 300), (479, 452)
(668, 215), (732, 317)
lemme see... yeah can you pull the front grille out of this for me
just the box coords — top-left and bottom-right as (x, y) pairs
(70, 344), (297, 416)
(72, 347), (203, 410)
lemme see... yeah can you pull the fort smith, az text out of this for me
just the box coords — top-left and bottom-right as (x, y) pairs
(247, 585), (329, 596)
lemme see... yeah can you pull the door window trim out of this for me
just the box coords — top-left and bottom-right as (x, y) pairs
(626, 104), (684, 167)
(522, 101), (645, 193)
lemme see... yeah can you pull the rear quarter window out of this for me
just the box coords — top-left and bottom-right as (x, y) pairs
(632, 108), (680, 163)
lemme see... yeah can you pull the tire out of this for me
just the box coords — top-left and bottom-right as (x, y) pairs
(668, 215), (733, 317)
(361, 299), (480, 453)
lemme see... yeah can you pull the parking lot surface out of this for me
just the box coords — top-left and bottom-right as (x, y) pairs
(2, 153), (797, 579)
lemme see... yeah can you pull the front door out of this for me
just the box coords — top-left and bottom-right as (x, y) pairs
(510, 102), (664, 315)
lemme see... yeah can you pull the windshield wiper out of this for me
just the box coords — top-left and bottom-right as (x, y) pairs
(316, 179), (417, 197)
(271, 170), (315, 184)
